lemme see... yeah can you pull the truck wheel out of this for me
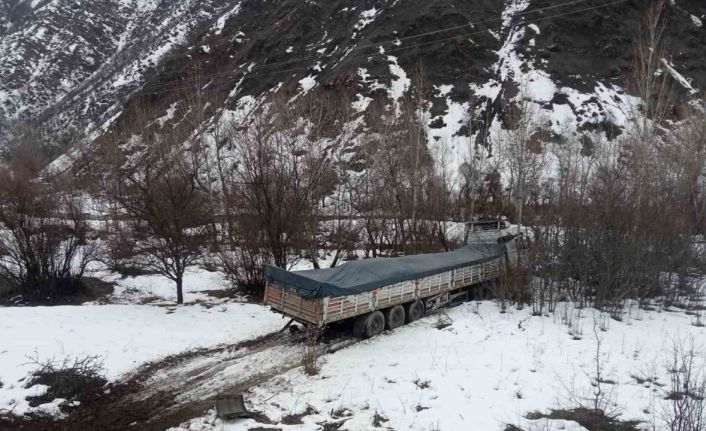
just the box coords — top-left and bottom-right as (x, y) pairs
(385, 305), (406, 330)
(353, 311), (385, 338)
(406, 300), (424, 323)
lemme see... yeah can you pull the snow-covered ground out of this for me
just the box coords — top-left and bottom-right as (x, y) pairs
(97, 265), (241, 304)
(174, 301), (705, 431)
(2, 259), (704, 430)
(0, 267), (284, 416)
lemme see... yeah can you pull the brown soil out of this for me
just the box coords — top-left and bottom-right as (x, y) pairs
(523, 408), (642, 431)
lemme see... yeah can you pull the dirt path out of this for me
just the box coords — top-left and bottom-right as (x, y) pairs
(0, 330), (356, 431)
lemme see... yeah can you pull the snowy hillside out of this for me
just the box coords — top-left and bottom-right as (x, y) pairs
(1, 0), (704, 165)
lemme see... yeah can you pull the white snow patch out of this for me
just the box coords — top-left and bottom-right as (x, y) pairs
(691, 14), (703, 27)
(156, 101), (180, 127)
(436, 84), (453, 97)
(354, 7), (380, 32)
(427, 87), (471, 175)
(351, 94), (373, 113)
(661, 58), (698, 95)
(298, 75), (317, 93)
(526, 71), (557, 102)
(387, 55), (410, 102)
(212, 3), (242, 35)
(357, 67), (386, 93)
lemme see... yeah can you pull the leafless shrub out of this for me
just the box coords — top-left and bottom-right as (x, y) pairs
(588, 317), (618, 415)
(413, 378), (431, 390)
(494, 257), (531, 312)
(0, 156), (99, 302)
(663, 336), (705, 431)
(23, 353), (106, 409)
(281, 405), (318, 425)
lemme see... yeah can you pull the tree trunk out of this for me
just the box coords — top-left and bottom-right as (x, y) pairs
(176, 276), (184, 304)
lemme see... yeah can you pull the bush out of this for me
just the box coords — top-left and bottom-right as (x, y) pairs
(665, 337), (705, 431)
(0, 162), (99, 302)
(24, 354), (107, 409)
(0, 277), (11, 299)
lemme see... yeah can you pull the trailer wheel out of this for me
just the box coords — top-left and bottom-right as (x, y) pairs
(406, 300), (424, 323)
(384, 305), (406, 330)
(353, 311), (385, 338)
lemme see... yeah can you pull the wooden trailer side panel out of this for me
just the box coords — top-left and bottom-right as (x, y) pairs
(374, 280), (417, 309)
(418, 272), (451, 298)
(452, 263), (482, 288)
(323, 291), (375, 324)
(265, 282), (322, 325)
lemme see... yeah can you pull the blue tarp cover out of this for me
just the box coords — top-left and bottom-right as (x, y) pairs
(265, 242), (507, 298)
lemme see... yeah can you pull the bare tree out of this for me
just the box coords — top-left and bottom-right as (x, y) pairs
(407, 63), (429, 246)
(97, 104), (214, 304)
(221, 90), (337, 270)
(628, 0), (674, 234)
(498, 86), (548, 231)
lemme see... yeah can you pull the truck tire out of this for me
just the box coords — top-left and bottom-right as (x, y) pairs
(406, 300), (424, 323)
(384, 305), (406, 330)
(353, 311), (385, 338)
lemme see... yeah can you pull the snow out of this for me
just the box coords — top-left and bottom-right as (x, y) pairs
(527, 72), (557, 102)
(102, 266), (235, 304)
(298, 75), (318, 93)
(0, 262), (287, 416)
(156, 101), (180, 127)
(357, 67), (386, 94)
(351, 94), (373, 113)
(427, 86), (470, 175)
(212, 3), (241, 35)
(387, 55), (410, 102)
(661, 58), (698, 95)
(353, 7), (380, 33)
(173, 301), (705, 431)
(559, 82), (638, 130)
(691, 14), (703, 28)
(0, 302), (283, 415)
(436, 84), (453, 97)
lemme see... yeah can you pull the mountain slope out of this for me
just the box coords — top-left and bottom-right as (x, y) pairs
(0, 0), (704, 160)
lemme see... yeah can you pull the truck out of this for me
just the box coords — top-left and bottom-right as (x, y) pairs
(264, 233), (517, 338)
